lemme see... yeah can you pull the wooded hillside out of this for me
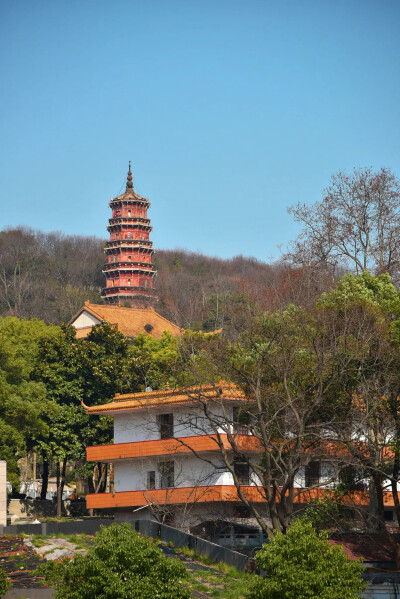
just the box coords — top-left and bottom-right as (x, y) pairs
(0, 227), (335, 329)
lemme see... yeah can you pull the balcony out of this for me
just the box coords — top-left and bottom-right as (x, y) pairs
(86, 484), (396, 510)
(86, 485), (264, 509)
(86, 434), (262, 463)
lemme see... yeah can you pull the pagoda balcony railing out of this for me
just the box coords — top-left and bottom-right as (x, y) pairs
(103, 266), (155, 274)
(109, 197), (150, 207)
(104, 263), (154, 270)
(107, 217), (151, 226)
(107, 224), (153, 233)
(101, 288), (157, 298)
(105, 240), (153, 249)
(104, 253), (154, 260)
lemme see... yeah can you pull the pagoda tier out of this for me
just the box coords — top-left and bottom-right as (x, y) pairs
(102, 163), (157, 307)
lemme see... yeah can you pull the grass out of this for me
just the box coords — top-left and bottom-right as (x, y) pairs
(186, 563), (251, 598)
(170, 545), (251, 598)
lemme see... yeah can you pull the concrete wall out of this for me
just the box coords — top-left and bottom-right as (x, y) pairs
(114, 404), (236, 444)
(114, 454), (231, 492)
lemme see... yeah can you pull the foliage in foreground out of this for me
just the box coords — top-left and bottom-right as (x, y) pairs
(246, 519), (366, 599)
(42, 522), (190, 599)
(0, 567), (11, 597)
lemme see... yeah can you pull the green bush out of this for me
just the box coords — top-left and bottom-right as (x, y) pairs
(44, 522), (190, 599)
(0, 567), (11, 597)
(247, 519), (366, 599)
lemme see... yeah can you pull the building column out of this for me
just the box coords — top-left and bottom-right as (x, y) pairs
(0, 461), (7, 527)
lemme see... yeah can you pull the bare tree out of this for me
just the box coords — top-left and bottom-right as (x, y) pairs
(176, 309), (356, 538)
(287, 168), (400, 282)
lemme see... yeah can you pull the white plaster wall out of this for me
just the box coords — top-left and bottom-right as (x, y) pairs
(0, 461), (7, 527)
(295, 462), (337, 489)
(114, 453), (261, 492)
(114, 404), (237, 444)
(72, 311), (101, 329)
(114, 412), (159, 443)
(114, 454), (226, 492)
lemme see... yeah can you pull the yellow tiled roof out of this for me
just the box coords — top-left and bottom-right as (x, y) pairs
(69, 301), (182, 339)
(83, 381), (247, 414)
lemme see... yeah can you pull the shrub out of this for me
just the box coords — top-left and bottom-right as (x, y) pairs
(0, 568), (11, 597)
(43, 522), (190, 599)
(247, 519), (366, 599)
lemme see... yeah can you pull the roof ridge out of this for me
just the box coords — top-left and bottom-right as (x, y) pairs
(113, 381), (243, 402)
(83, 303), (106, 321)
(87, 302), (154, 314)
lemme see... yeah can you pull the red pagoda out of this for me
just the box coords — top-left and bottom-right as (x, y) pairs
(102, 163), (157, 307)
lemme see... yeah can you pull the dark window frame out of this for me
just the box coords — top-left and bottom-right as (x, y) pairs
(159, 461), (174, 489)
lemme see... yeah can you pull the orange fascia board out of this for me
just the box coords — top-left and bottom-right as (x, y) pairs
(86, 485), (265, 509)
(86, 434), (262, 462)
(83, 382), (247, 414)
(86, 485), (396, 510)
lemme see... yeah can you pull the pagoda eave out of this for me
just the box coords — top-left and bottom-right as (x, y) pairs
(105, 240), (153, 247)
(101, 289), (157, 299)
(107, 225), (153, 232)
(108, 218), (151, 226)
(109, 197), (150, 207)
(103, 267), (156, 274)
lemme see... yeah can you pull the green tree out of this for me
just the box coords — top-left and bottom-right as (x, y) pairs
(0, 317), (59, 489)
(247, 519), (366, 599)
(126, 331), (180, 391)
(44, 523), (190, 599)
(33, 323), (131, 507)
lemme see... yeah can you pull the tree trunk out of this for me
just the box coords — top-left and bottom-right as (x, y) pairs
(60, 458), (67, 504)
(56, 462), (62, 518)
(40, 456), (49, 501)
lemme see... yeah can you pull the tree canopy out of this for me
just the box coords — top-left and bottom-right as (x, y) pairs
(247, 519), (366, 599)
(288, 167), (400, 282)
(43, 523), (190, 599)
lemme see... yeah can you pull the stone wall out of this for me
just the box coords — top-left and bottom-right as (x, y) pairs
(7, 498), (90, 521)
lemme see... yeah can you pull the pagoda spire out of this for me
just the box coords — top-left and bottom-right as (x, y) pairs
(126, 161), (133, 191)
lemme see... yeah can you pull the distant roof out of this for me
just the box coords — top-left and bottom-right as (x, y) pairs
(68, 301), (182, 339)
(329, 533), (394, 564)
(83, 381), (247, 414)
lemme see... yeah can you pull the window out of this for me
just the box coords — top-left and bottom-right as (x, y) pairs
(384, 510), (394, 522)
(233, 457), (249, 485)
(128, 255), (131, 261)
(128, 210), (131, 216)
(232, 406), (250, 434)
(159, 461), (174, 488)
(128, 232), (131, 239)
(113, 257), (116, 263)
(127, 279), (131, 285)
(147, 471), (156, 490)
(305, 461), (320, 488)
(157, 413), (174, 439)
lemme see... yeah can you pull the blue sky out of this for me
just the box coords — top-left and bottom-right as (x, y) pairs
(1, 0), (399, 261)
